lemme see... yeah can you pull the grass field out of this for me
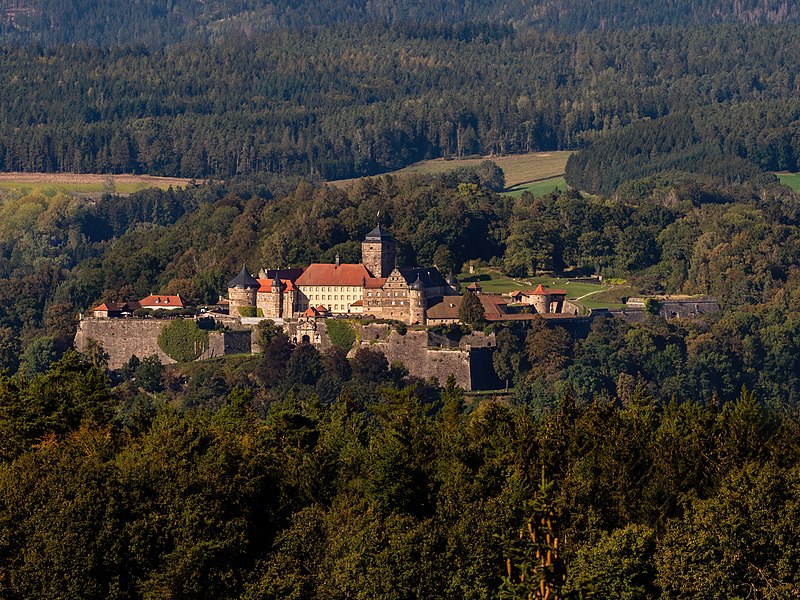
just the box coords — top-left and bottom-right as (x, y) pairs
(0, 173), (194, 196)
(458, 268), (627, 311)
(777, 172), (800, 191)
(504, 176), (567, 197)
(329, 151), (572, 192)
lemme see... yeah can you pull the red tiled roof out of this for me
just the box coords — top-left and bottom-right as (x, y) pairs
(315, 305), (330, 313)
(93, 301), (140, 312)
(479, 294), (508, 319)
(531, 284), (567, 295)
(364, 277), (387, 288)
(296, 263), (372, 287)
(257, 278), (297, 293)
(139, 295), (184, 308)
(425, 293), (510, 321)
(302, 307), (318, 317)
(424, 296), (461, 321)
(350, 299), (364, 306)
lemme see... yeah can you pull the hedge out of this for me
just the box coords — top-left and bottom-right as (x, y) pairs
(157, 319), (209, 362)
(326, 319), (356, 352)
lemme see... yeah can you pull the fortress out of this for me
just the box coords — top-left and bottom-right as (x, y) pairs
(228, 225), (460, 325)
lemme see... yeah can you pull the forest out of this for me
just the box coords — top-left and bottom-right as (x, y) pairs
(0, 23), (799, 182)
(0, 166), (799, 595)
(2, 0), (798, 47)
(3, 0), (800, 595)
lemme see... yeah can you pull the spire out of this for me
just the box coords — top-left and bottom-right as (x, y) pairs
(364, 224), (393, 242)
(272, 272), (284, 292)
(410, 274), (424, 291)
(228, 265), (259, 288)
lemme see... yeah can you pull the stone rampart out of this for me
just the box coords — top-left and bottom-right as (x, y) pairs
(75, 318), (174, 369)
(353, 324), (501, 390)
(358, 327), (472, 389)
(76, 318), (255, 369)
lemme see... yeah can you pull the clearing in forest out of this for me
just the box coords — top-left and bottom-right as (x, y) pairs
(777, 172), (800, 191)
(0, 172), (194, 196)
(329, 151), (572, 192)
(458, 268), (629, 311)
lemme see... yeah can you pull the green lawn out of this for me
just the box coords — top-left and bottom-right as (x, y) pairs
(504, 176), (567, 197)
(458, 269), (625, 310)
(777, 172), (800, 191)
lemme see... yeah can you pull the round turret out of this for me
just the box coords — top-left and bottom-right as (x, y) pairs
(228, 266), (259, 316)
(409, 275), (425, 324)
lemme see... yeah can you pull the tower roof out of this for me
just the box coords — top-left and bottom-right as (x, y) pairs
(410, 275), (424, 291)
(228, 266), (259, 288)
(272, 272), (284, 291)
(446, 271), (458, 287)
(364, 224), (393, 242)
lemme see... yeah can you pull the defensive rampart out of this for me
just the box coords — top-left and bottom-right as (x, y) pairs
(355, 324), (499, 390)
(75, 318), (175, 369)
(75, 318), (254, 369)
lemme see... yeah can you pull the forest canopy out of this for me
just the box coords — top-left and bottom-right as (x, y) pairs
(0, 24), (799, 181)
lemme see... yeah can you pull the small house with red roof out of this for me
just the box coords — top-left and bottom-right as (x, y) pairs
(91, 301), (140, 318)
(138, 295), (184, 311)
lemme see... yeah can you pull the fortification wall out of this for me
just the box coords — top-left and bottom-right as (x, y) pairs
(76, 318), (254, 368)
(356, 325), (473, 389)
(75, 318), (174, 369)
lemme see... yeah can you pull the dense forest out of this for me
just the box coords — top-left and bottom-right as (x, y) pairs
(1, 24), (800, 181)
(1, 140), (800, 597)
(3, 347), (800, 598)
(565, 99), (800, 194)
(2, 0), (798, 47)
(3, 0), (800, 595)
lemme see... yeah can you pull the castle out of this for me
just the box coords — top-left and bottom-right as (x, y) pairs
(227, 225), (460, 325)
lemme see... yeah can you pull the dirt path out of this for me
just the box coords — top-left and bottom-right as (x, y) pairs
(574, 288), (611, 301)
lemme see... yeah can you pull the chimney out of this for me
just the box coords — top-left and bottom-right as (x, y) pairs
(335, 253), (340, 268)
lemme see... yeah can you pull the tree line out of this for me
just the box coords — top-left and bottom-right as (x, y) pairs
(1, 0), (797, 47)
(566, 99), (800, 194)
(1, 24), (800, 179)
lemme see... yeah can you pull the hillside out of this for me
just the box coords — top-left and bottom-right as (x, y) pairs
(329, 152), (570, 192)
(1, 0), (798, 46)
(1, 25), (799, 181)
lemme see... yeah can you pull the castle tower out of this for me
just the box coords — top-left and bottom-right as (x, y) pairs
(228, 266), (259, 317)
(409, 275), (426, 324)
(266, 272), (284, 319)
(530, 284), (551, 314)
(446, 271), (460, 295)
(362, 224), (396, 278)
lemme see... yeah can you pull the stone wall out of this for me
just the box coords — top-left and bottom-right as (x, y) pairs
(76, 318), (255, 369)
(353, 324), (501, 390)
(357, 327), (473, 389)
(75, 318), (175, 369)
